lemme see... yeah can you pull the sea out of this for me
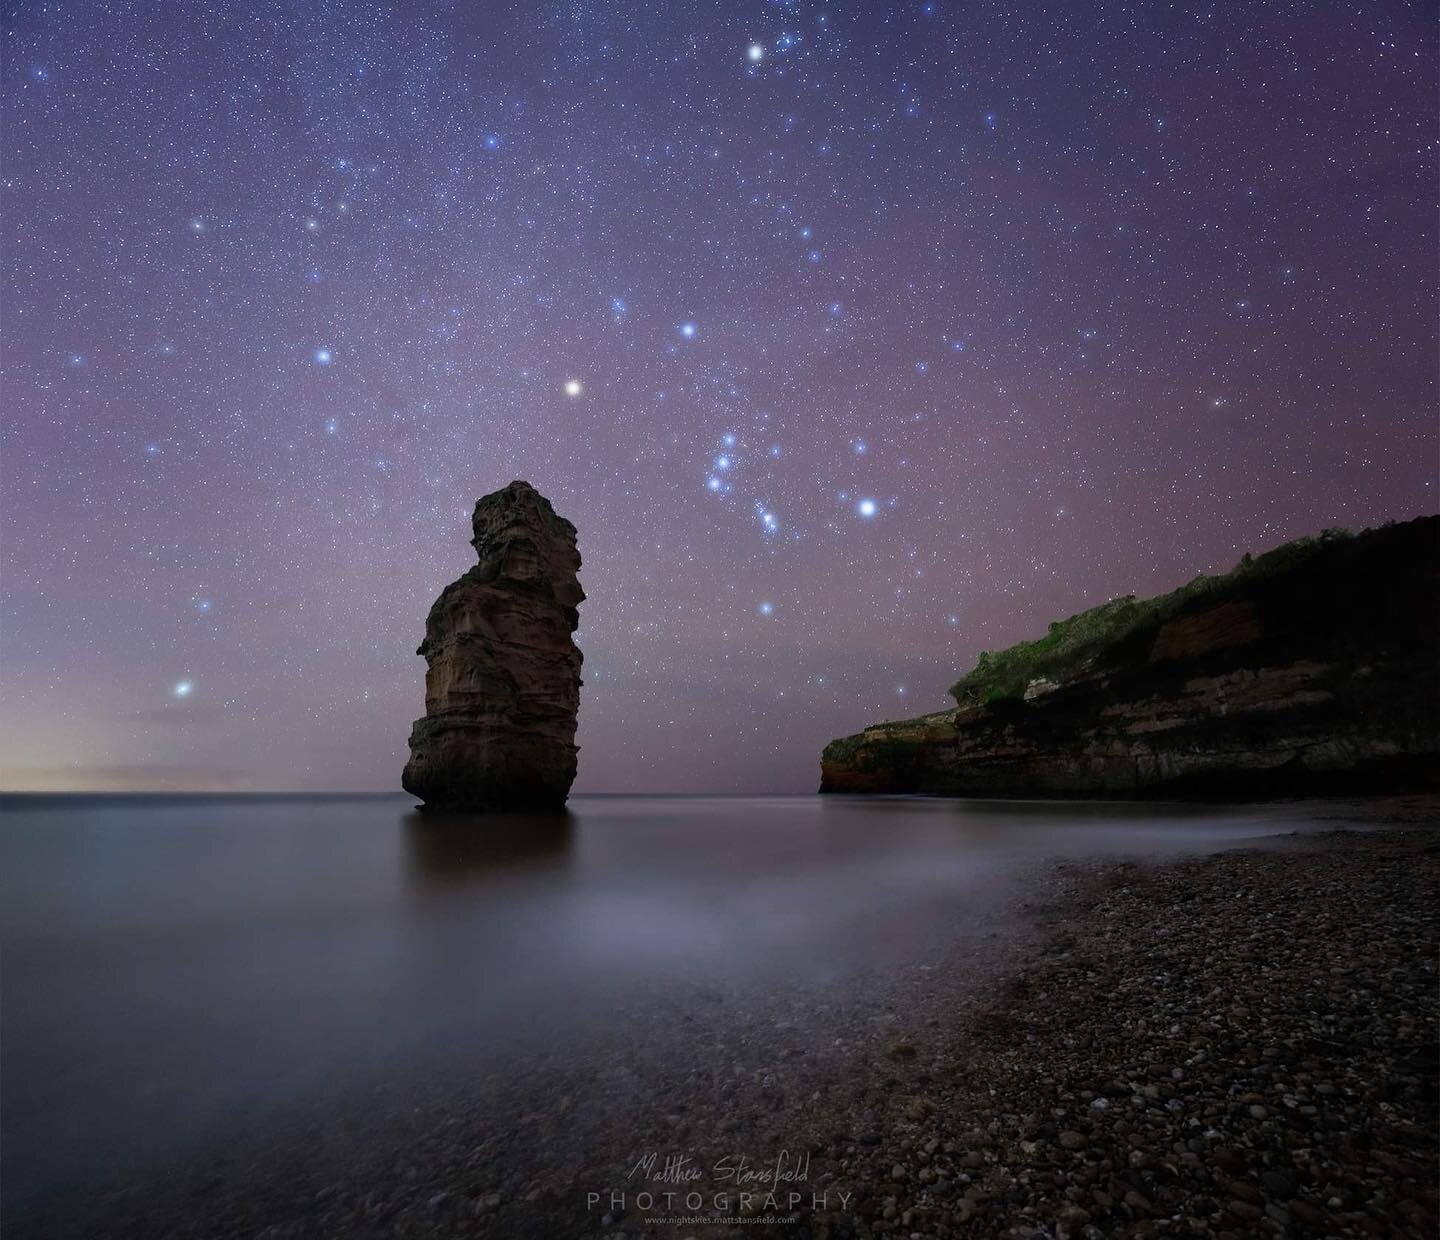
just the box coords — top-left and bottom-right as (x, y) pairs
(0, 791), (1345, 1208)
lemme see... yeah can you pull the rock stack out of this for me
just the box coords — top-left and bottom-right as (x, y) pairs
(402, 481), (583, 811)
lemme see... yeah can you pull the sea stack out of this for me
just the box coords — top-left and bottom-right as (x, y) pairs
(402, 481), (583, 811)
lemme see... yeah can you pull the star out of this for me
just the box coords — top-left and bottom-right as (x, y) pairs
(173, 680), (194, 698)
(1, 0), (1429, 803)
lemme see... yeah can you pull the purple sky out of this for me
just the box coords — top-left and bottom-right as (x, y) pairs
(2, 1), (1435, 792)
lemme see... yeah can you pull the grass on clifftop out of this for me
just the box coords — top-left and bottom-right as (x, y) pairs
(947, 525), (1360, 707)
(820, 710), (956, 764)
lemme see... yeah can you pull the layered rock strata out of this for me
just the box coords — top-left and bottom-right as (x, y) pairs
(821, 516), (1439, 798)
(403, 481), (583, 811)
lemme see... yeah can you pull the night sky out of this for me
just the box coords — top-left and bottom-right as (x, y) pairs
(2, 2), (1434, 793)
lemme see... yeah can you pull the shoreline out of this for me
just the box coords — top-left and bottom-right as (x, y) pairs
(824, 820), (1439, 1239)
(9, 805), (1437, 1239)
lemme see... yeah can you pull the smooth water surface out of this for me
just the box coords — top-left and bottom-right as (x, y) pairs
(1, 793), (1323, 1203)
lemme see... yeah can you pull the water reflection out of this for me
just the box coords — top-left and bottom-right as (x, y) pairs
(1, 792), (1330, 1206)
(402, 808), (574, 885)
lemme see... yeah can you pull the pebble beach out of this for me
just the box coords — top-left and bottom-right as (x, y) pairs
(12, 806), (1437, 1240)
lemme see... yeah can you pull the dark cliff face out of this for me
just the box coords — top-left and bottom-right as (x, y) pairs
(402, 481), (583, 811)
(821, 517), (1439, 799)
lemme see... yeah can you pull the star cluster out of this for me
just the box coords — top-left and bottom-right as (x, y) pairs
(2, 1), (1434, 791)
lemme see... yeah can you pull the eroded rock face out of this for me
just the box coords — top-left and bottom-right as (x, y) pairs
(821, 516), (1439, 799)
(403, 481), (583, 811)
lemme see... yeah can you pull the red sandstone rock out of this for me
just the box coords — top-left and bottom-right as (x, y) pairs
(821, 517), (1439, 798)
(402, 481), (583, 811)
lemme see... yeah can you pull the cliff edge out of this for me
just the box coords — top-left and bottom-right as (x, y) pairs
(821, 516), (1439, 798)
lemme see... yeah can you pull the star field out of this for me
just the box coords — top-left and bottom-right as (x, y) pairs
(2, 1), (1435, 792)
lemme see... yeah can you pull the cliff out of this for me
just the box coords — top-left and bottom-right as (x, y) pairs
(403, 481), (584, 811)
(821, 516), (1439, 798)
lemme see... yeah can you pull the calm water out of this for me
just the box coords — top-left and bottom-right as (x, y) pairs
(1, 793), (1325, 1204)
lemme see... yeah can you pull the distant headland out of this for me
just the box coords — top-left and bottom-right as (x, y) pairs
(821, 516), (1439, 799)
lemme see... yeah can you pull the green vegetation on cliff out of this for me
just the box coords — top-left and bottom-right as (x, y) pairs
(819, 710), (954, 766)
(948, 525), (1359, 706)
(821, 516), (1438, 797)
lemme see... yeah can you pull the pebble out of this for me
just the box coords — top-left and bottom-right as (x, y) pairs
(18, 824), (1437, 1240)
